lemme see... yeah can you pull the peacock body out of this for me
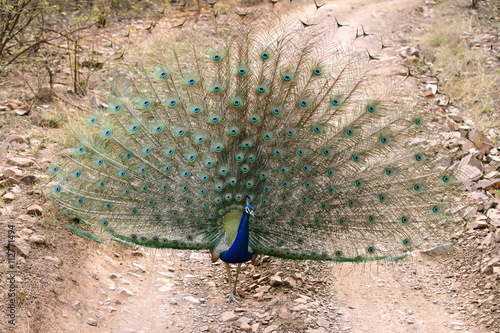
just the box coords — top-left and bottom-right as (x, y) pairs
(49, 5), (465, 291)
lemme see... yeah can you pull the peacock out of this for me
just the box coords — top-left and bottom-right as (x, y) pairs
(49, 3), (467, 302)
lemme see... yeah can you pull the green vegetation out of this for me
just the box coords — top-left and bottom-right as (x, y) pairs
(419, 0), (499, 132)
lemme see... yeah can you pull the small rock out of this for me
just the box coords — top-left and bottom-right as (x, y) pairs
(255, 286), (271, 293)
(19, 175), (37, 185)
(14, 109), (28, 116)
(295, 297), (308, 304)
(18, 214), (36, 224)
(19, 227), (34, 238)
(72, 301), (80, 310)
(481, 257), (500, 274)
(469, 129), (493, 153)
(221, 311), (238, 322)
(457, 165), (482, 182)
(290, 303), (309, 311)
(423, 84), (437, 97)
(87, 318), (98, 326)
(37, 149), (54, 159)
(7, 157), (34, 167)
(420, 244), (453, 256)
(7, 99), (24, 108)
(5, 135), (26, 144)
(128, 272), (141, 278)
(253, 292), (264, 301)
(267, 297), (279, 307)
(183, 296), (200, 304)
(317, 318), (330, 328)
(7, 177), (19, 185)
(3, 168), (22, 178)
(2, 192), (15, 201)
(10, 142), (28, 151)
(236, 316), (252, 326)
(158, 272), (173, 278)
(279, 308), (293, 320)
(446, 117), (460, 131)
(257, 276), (268, 284)
(481, 232), (498, 246)
(29, 235), (44, 244)
(263, 324), (279, 333)
(306, 329), (327, 333)
(484, 171), (500, 179)
(132, 262), (146, 272)
(487, 209), (500, 227)
(120, 288), (133, 296)
(4, 238), (30, 258)
(269, 275), (283, 287)
(43, 256), (62, 266)
(240, 322), (252, 331)
(283, 276), (296, 287)
(470, 192), (494, 211)
(27, 205), (43, 216)
(467, 217), (489, 230)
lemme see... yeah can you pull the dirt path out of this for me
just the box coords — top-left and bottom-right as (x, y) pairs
(333, 259), (472, 333)
(53, 248), (474, 332)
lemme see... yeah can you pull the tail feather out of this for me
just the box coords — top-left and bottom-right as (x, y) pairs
(49, 10), (468, 262)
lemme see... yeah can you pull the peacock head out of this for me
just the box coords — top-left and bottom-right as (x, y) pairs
(244, 195), (254, 217)
(244, 204), (254, 217)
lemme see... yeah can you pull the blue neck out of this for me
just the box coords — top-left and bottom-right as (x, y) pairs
(220, 212), (253, 264)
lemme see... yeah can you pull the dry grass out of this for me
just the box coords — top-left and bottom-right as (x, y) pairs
(419, 0), (499, 137)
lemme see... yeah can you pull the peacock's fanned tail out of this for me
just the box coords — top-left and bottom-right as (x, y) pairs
(49, 12), (467, 262)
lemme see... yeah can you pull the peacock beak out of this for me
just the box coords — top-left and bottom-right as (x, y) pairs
(250, 211), (255, 217)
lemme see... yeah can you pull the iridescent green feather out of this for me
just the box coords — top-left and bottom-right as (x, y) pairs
(48, 9), (468, 263)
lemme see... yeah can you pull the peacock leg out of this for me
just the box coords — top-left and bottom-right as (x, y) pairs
(225, 263), (239, 302)
(234, 263), (242, 292)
